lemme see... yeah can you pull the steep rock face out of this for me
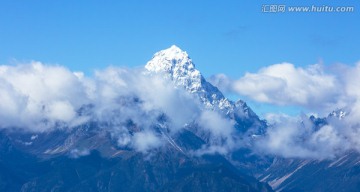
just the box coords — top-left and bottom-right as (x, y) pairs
(259, 152), (360, 192)
(145, 45), (231, 111)
(145, 45), (265, 134)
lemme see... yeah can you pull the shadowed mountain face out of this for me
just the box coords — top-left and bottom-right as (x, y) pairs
(0, 127), (272, 192)
(258, 152), (360, 192)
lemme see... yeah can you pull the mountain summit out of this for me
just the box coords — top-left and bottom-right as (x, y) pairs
(145, 45), (204, 93)
(145, 45), (193, 73)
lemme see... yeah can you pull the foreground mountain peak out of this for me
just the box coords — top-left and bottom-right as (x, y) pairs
(144, 46), (260, 123)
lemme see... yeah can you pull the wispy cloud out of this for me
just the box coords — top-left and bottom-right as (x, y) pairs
(254, 112), (360, 159)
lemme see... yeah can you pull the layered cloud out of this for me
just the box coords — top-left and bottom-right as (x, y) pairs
(4, 60), (360, 159)
(0, 61), (239, 155)
(210, 61), (360, 159)
(0, 62), (198, 130)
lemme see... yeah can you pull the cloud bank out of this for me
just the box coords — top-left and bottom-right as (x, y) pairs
(254, 110), (360, 159)
(210, 63), (344, 112)
(0, 62), (89, 131)
(210, 61), (360, 159)
(0, 61), (239, 155)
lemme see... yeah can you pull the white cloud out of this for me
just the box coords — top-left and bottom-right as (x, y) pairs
(208, 73), (233, 94)
(193, 110), (238, 155)
(69, 148), (91, 158)
(0, 62), (89, 131)
(92, 67), (201, 133)
(0, 62), (206, 153)
(211, 63), (341, 112)
(46, 101), (76, 122)
(132, 131), (162, 153)
(255, 112), (360, 159)
(198, 110), (234, 138)
(234, 63), (339, 109)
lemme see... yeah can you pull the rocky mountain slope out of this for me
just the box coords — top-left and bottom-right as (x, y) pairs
(257, 110), (360, 192)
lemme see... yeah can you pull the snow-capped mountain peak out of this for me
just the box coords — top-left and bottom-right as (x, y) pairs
(145, 45), (227, 108)
(145, 45), (194, 73)
(145, 45), (202, 93)
(144, 46), (263, 130)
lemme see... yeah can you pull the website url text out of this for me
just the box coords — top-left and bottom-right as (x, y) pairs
(262, 5), (354, 13)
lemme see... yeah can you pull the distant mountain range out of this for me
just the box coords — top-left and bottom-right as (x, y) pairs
(0, 46), (359, 192)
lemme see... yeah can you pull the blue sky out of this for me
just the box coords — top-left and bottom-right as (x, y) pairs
(1, 0), (359, 116)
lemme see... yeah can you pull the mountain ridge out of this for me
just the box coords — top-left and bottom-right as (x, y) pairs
(145, 45), (265, 135)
